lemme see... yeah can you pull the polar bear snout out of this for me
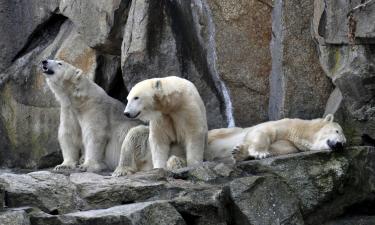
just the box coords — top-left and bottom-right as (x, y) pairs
(41, 59), (55, 75)
(327, 140), (344, 151)
(124, 110), (140, 119)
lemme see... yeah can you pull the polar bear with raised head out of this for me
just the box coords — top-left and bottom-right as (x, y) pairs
(206, 114), (347, 162)
(41, 59), (140, 172)
(124, 76), (208, 169)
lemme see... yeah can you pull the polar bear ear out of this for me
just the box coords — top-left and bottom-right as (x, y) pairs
(153, 80), (162, 90)
(324, 114), (334, 123)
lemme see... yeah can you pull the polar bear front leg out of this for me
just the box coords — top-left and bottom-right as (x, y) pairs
(78, 126), (108, 172)
(149, 135), (170, 169)
(54, 107), (81, 171)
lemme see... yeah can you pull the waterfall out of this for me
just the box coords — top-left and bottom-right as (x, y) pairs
(201, 0), (235, 128)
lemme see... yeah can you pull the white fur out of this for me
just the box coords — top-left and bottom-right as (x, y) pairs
(43, 60), (140, 172)
(207, 114), (347, 162)
(124, 76), (208, 169)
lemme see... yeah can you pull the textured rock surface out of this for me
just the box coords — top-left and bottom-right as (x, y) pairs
(229, 176), (303, 225)
(269, 0), (332, 120)
(0, 209), (30, 225)
(30, 201), (186, 225)
(206, 0), (272, 126)
(313, 0), (375, 144)
(0, 147), (374, 224)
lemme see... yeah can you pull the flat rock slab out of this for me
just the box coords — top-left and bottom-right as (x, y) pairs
(30, 201), (186, 225)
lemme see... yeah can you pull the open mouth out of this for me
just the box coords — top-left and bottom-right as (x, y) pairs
(41, 65), (54, 75)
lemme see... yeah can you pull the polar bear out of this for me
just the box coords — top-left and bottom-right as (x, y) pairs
(41, 59), (141, 172)
(124, 76), (208, 169)
(112, 125), (187, 176)
(207, 114), (347, 162)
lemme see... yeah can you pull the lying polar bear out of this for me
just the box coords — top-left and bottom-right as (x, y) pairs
(113, 114), (346, 176)
(207, 114), (347, 162)
(41, 59), (141, 172)
(113, 125), (186, 176)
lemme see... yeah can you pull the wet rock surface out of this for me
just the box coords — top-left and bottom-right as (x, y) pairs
(0, 147), (374, 224)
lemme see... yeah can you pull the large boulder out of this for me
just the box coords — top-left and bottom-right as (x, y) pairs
(229, 176), (303, 225)
(313, 0), (375, 144)
(206, 0), (273, 126)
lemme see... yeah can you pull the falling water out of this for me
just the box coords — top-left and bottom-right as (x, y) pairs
(200, 0), (235, 128)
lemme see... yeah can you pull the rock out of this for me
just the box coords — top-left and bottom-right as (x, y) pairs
(59, 0), (131, 54)
(238, 147), (375, 223)
(0, 0), (60, 72)
(0, 184), (4, 210)
(325, 216), (375, 225)
(229, 176), (303, 225)
(206, 0), (272, 126)
(121, 0), (231, 128)
(166, 181), (228, 225)
(0, 171), (80, 214)
(0, 208), (30, 225)
(322, 0), (375, 44)
(69, 172), (167, 210)
(269, 0), (332, 120)
(316, 44), (375, 144)
(30, 201), (186, 225)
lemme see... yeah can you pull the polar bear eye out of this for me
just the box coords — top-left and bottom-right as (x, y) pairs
(133, 97), (139, 100)
(58, 62), (62, 66)
(336, 130), (339, 133)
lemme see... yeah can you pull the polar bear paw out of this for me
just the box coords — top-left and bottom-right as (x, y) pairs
(166, 155), (186, 170)
(248, 149), (270, 159)
(112, 166), (136, 177)
(231, 145), (249, 162)
(54, 161), (77, 171)
(79, 161), (107, 172)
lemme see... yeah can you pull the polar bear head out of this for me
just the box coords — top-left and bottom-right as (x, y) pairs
(41, 59), (83, 83)
(312, 114), (347, 151)
(124, 78), (163, 122)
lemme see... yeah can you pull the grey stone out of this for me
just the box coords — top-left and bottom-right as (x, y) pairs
(0, 171), (80, 214)
(69, 172), (167, 210)
(238, 147), (375, 223)
(269, 0), (332, 120)
(322, 0), (375, 44)
(0, 0), (60, 72)
(31, 201), (186, 225)
(325, 216), (375, 225)
(121, 0), (230, 129)
(60, 0), (131, 54)
(229, 176), (303, 225)
(206, 0), (273, 126)
(317, 44), (375, 144)
(0, 209), (30, 225)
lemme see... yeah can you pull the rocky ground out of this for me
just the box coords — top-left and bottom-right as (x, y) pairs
(1, 146), (375, 225)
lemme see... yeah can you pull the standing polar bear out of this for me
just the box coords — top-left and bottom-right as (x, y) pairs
(124, 76), (208, 169)
(207, 114), (347, 162)
(41, 59), (140, 172)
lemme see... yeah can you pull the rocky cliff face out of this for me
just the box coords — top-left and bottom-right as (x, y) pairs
(0, 0), (375, 224)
